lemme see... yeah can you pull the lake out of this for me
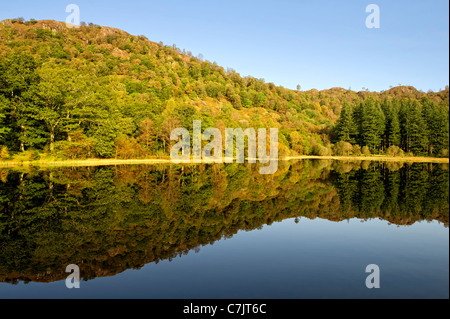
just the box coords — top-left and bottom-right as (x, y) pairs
(0, 159), (448, 299)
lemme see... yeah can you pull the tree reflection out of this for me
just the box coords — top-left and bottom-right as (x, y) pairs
(0, 160), (448, 283)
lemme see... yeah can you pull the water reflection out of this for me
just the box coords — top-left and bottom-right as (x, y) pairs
(0, 160), (448, 284)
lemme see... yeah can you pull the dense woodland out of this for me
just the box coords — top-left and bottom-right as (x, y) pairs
(0, 18), (449, 160)
(334, 97), (449, 157)
(0, 160), (448, 283)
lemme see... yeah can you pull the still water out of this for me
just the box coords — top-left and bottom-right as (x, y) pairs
(0, 160), (448, 298)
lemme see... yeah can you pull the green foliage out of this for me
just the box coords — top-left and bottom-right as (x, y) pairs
(423, 99), (449, 156)
(333, 141), (353, 156)
(358, 98), (385, 153)
(11, 149), (40, 161)
(335, 101), (357, 144)
(0, 96), (10, 142)
(362, 146), (371, 156)
(439, 149), (449, 158)
(0, 146), (9, 159)
(311, 144), (332, 156)
(384, 99), (401, 147)
(53, 131), (96, 159)
(386, 145), (404, 157)
(335, 96), (448, 157)
(115, 135), (147, 159)
(34, 28), (54, 40)
(289, 131), (311, 155)
(351, 145), (362, 156)
(399, 100), (428, 155)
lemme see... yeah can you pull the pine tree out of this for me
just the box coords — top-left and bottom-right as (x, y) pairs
(400, 100), (428, 155)
(360, 98), (385, 153)
(336, 100), (358, 144)
(423, 99), (449, 156)
(385, 99), (401, 147)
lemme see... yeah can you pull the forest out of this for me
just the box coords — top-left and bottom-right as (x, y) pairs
(334, 97), (449, 157)
(0, 18), (449, 161)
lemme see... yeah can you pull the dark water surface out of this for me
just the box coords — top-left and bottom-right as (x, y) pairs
(0, 160), (448, 298)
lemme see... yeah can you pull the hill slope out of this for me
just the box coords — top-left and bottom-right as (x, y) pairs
(0, 19), (448, 159)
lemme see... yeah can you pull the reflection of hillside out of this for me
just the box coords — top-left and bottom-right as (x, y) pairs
(0, 160), (448, 283)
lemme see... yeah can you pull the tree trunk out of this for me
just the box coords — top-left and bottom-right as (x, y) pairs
(20, 125), (25, 152)
(50, 131), (55, 152)
(49, 172), (53, 190)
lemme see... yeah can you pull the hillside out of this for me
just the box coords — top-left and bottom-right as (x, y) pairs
(0, 18), (448, 160)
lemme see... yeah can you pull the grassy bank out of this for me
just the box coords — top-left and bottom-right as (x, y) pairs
(284, 155), (450, 163)
(0, 155), (448, 168)
(0, 157), (173, 168)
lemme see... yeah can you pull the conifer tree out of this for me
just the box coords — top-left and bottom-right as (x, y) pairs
(360, 98), (385, 153)
(336, 100), (358, 144)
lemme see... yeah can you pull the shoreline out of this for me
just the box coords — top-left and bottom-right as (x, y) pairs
(283, 155), (449, 163)
(0, 155), (448, 168)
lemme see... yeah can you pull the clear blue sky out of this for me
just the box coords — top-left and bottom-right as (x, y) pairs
(1, 0), (448, 92)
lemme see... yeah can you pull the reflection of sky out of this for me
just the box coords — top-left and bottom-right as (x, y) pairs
(1, 217), (448, 299)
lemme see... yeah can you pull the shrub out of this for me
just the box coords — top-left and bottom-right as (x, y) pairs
(289, 131), (311, 155)
(0, 146), (9, 160)
(115, 135), (147, 159)
(54, 141), (95, 159)
(12, 150), (40, 162)
(439, 149), (449, 158)
(25, 18), (38, 25)
(386, 145), (404, 157)
(362, 146), (371, 156)
(332, 141), (353, 156)
(53, 131), (96, 159)
(351, 145), (362, 156)
(311, 144), (332, 156)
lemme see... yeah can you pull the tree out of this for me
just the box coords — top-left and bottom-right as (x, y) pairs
(137, 118), (156, 151)
(0, 96), (10, 143)
(423, 99), (449, 156)
(362, 145), (371, 156)
(311, 143), (332, 156)
(115, 135), (145, 159)
(289, 131), (307, 154)
(386, 145), (404, 157)
(333, 141), (353, 156)
(336, 101), (358, 144)
(388, 109), (401, 147)
(359, 98), (385, 153)
(31, 63), (76, 151)
(399, 100), (428, 155)
(0, 53), (40, 151)
(160, 115), (181, 153)
(383, 99), (401, 148)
